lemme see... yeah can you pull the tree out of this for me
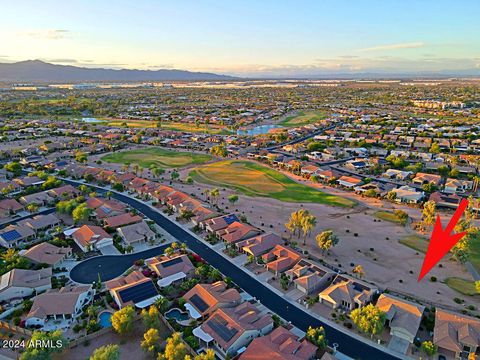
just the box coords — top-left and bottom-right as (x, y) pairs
(152, 167), (165, 178)
(72, 203), (92, 223)
(210, 143), (227, 157)
(155, 296), (169, 313)
(4, 162), (22, 176)
(26, 203), (39, 213)
(285, 209), (310, 239)
(386, 191), (397, 201)
(142, 328), (161, 354)
(228, 194), (239, 205)
(421, 340), (437, 358)
(280, 273), (289, 290)
(476, 280), (480, 294)
(90, 344), (120, 360)
(20, 330), (66, 360)
(157, 332), (188, 360)
(142, 305), (162, 330)
(350, 304), (385, 338)
(209, 188), (220, 205)
(353, 265), (365, 278)
(111, 305), (135, 335)
(305, 326), (327, 350)
(194, 349), (215, 360)
(316, 231), (339, 254)
(421, 201), (436, 229)
(75, 151), (87, 163)
(171, 171), (180, 181)
(301, 213), (317, 245)
(429, 142), (440, 154)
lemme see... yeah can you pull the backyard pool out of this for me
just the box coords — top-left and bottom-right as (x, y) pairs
(98, 311), (113, 328)
(165, 308), (190, 322)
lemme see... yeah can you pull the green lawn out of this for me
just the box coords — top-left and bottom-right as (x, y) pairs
(107, 120), (231, 134)
(102, 147), (212, 169)
(374, 211), (406, 224)
(445, 277), (478, 296)
(190, 160), (355, 207)
(279, 110), (329, 127)
(399, 234), (430, 253)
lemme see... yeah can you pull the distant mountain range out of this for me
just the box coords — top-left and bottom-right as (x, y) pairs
(0, 60), (236, 83)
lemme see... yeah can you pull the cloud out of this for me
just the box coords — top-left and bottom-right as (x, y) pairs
(19, 29), (70, 40)
(45, 58), (81, 64)
(357, 42), (425, 52)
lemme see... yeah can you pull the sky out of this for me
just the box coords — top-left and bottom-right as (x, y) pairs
(0, 0), (479, 76)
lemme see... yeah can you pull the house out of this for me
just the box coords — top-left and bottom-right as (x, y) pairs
(217, 222), (262, 245)
(86, 197), (127, 219)
(203, 214), (240, 232)
(18, 191), (53, 207)
(0, 224), (36, 248)
(104, 213), (143, 228)
(71, 225), (113, 252)
(376, 294), (425, 353)
(21, 242), (72, 268)
(391, 185), (424, 204)
(444, 178), (473, 194)
(0, 268), (52, 302)
(183, 281), (242, 320)
(412, 172), (442, 187)
(434, 309), (480, 359)
(429, 192), (462, 209)
(17, 213), (61, 234)
(337, 175), (363, 188)
(262, 245), (302, 276)
(0, 199), (24, 217)
(236, 233), (283, 258)
(287, 260), (336, 295)
(193, 302), (274, 357)
(116, 221), (156, 245)
(240, 326), (317, 360)
(47, 185), (80, 200)
(318, 275), (376, 311)
(382, 169), (412, 181)
(14, 176), (45, 188)
(25, 285), (94, 329)
(147, 254), (195, 287)
(106, 270), (161, 309)
(345, 160), (368, 171)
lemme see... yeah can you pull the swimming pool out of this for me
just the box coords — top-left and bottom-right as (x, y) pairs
(165, 308), (189, 322)
(98, 312), (113, 327)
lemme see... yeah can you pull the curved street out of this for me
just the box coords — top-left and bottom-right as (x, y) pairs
(70, 244), (170, 283)
(63, 178), (402, 360)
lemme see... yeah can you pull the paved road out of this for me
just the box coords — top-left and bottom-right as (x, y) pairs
(63, 179), (401, 360)
(70, 244), (171, 283)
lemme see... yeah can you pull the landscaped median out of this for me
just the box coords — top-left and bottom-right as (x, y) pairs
(189, 160), (356, 207)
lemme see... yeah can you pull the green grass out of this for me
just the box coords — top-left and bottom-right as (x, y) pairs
(374, 211), (405, 224)
(190, 160), (355, 207)
(279, 110), (329, 127)
(468, 235), (480, 273)
(399, 234), (430, 253)
(445, 277), (477, 296)
(102, 147), (212, 169)
(106, 120), (231, 134)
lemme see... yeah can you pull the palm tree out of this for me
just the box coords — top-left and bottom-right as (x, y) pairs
(154, 296), (169, 313)
(122, 163), (130, 173)
(125, 245), (134, 253)
(180, 243), (188, 253)
(170, 242), (179, 251)
(164, 247), (174, 257)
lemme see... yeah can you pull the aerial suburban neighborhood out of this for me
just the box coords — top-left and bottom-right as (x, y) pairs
(0, 1), (479, 360)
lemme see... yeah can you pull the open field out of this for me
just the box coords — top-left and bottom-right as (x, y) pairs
(279, 110), (329, 127)
(399, 234), (429, 253)
(190, 160), (355, 207)
(107, 119), (231, 134)
(445, 277), (477, 296)
(102, 147), (212, 169)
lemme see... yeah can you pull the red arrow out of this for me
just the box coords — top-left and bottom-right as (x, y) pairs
(418, 198), (469, 281)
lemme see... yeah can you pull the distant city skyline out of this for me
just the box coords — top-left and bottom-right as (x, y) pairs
(0, 0), (479, 77)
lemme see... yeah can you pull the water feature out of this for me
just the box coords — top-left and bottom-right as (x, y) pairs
(81, 117), (103, 123)
(98, 311), (113, 327)
(165, 308), (190, 322)
(237, 124), (284, 136)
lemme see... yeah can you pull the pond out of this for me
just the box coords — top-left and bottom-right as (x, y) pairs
(81, 117), (104, 123)
(237, 124), (284, 136)
(165, 308), (190, 322)
(98, 311), (113, 327)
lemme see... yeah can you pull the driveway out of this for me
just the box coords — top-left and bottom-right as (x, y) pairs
(63, 178), (403, 360)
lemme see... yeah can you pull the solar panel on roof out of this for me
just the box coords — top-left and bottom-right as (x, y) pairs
(100, 206), (112, 214)
(117, 280), (158, 304)
(1, 230), (21, 242)
(189, 294), (209, 313)
(161, 257), (183, 268)
(223, 214), (239, 225)
(207, 315), (238, 342)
